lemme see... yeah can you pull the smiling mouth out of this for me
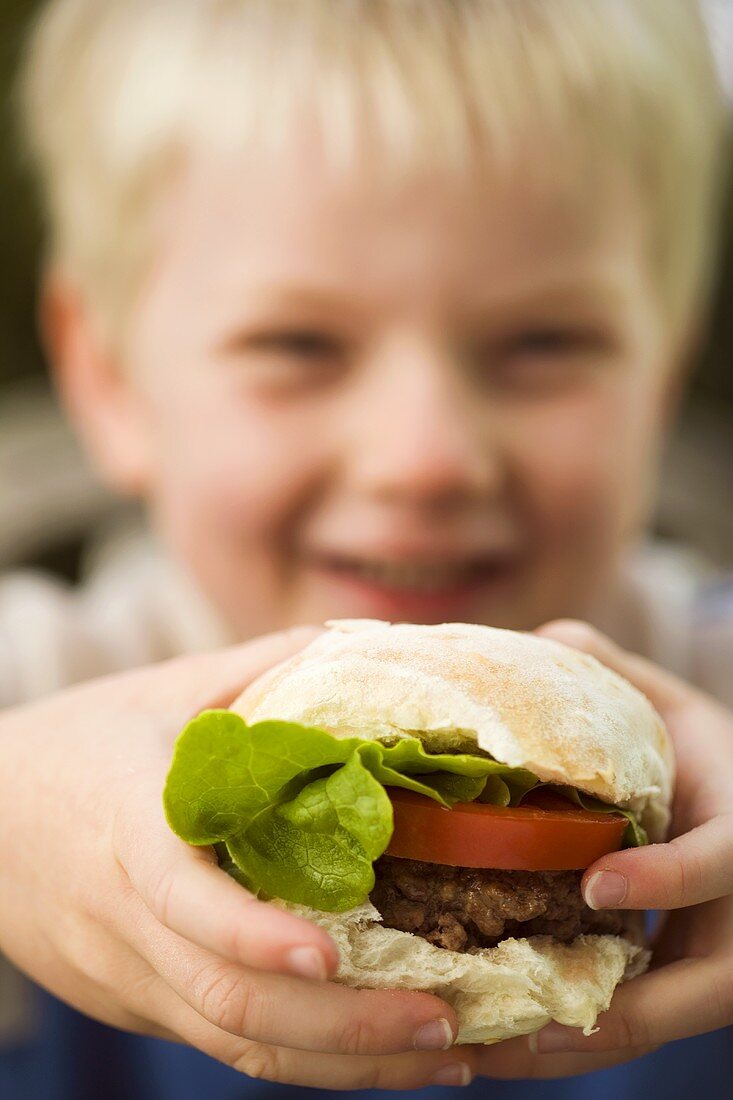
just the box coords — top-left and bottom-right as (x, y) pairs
(309, 554), (517, 595)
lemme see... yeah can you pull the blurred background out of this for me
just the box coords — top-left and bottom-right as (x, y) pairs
(0, 0), (731, 583)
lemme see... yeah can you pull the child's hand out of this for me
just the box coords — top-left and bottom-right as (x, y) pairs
(474, 620), (733, 1080)
(0, 630), (476, 1091)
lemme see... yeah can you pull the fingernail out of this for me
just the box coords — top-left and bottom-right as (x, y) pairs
(584, 870), (627, 910)
(414, 1017), (454, 1051)
(429, 1062), (473, 1087)
(529, 1023), (579, 1054)
(286, 946), (328, 981)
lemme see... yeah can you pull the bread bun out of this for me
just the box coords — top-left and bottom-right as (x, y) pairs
(232, 619), (671, 1043)
(234, 618), (674, 839)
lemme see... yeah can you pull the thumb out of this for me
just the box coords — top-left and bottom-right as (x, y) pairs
(110, 625), (323, 729)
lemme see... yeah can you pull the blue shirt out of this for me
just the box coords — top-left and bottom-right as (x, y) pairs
(2, 988), (732, 1100)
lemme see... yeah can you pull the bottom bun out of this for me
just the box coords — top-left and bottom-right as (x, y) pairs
(274, 899), (648, 1044)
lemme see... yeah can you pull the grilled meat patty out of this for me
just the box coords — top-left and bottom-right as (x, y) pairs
(370, 856), (628, 952)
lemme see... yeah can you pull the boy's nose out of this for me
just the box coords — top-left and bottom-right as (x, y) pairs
(344, 344), (503, 509)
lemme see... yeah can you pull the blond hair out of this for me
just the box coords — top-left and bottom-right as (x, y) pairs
(19, 0), (727, 342)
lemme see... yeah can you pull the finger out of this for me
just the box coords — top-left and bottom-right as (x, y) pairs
(527, 956), (733, 1054)
(129, 625), (323, 727)
(114, 784), (339, 980)
(474, 1036), (656, 1079)
(129, 954), (473, 1082)
(134, 963), (476, 1089)
(176, 1003), (475, 1090)
(127, 897), (460, 1056)
(535, 620), (693, 720)
(582, 815), (733, 910)
(222, 1044), (476, 1091)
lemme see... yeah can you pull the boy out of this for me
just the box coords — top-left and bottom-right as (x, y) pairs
(1, 0), (732, 1098)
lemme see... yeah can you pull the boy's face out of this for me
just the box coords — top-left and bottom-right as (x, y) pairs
(80, 137), (678, 638)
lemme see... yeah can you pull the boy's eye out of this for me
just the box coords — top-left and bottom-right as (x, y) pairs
(222, 327), (349, 394)
(469, 326), (614, 394)
(502, 326), (611, 361)
(245, 328), (345, 360)
(506, 328), (592, 356)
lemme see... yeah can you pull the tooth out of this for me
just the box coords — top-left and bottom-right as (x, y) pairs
(334, 557), (478, 591)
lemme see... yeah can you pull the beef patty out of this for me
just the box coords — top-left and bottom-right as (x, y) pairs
(370, 856), (629, 952)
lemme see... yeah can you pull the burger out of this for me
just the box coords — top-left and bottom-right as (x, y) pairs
(163, 619), (673, 1044)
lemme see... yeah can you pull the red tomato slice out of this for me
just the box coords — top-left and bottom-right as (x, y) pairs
(386, 788), (627, 870)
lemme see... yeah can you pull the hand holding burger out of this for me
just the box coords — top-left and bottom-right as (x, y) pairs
(0, 629), (479, 1091)
(474, 620), (733, 1079)
(164, 619), (674, 1045)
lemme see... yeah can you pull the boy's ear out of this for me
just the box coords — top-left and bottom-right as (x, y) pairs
(40, 272), (152, 497)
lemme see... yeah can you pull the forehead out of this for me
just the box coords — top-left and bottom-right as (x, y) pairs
(156, 132), (647, 311)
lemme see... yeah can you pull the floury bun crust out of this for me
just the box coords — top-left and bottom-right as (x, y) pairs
(234, 618), (674, 840)
(232, 619), (672, 1043)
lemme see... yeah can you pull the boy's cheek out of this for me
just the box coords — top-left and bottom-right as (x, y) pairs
(521, 437), (644, 525)
(509, 453), (636, 625)
(149, 441), (310, 550)
(512, 383), (664, 552)
(144, 437), (310, 638)
(139, 406), (337, 636)
(515, 374), (664, 484)
(139, 378), (325, 527)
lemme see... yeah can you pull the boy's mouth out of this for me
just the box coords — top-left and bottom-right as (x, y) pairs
(306, 552), (520, 617)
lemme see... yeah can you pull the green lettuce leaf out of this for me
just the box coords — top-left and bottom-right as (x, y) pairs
(226, 752), (392, 908)
(163, 710), (646, 912)
(553, 786), (649, 847)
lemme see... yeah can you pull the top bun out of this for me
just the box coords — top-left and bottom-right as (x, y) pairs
(233, 619), (674, 841)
